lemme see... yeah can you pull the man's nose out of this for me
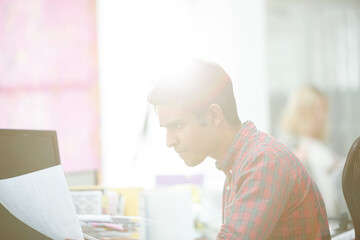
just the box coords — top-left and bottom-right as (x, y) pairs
(166, 131), (179, 148)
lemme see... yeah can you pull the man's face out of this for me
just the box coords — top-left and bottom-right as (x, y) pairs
(157, 104), (213, 167)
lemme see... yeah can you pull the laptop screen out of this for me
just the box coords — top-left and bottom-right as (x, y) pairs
(0, 129), (60, 179)
(0, 129), (60, 240)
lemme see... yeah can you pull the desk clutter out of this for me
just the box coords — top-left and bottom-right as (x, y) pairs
(69, 184), (223, 240)
(70, 186), (144, 239)
(79, 214), (143, 240)
(70, 189), (125, 215)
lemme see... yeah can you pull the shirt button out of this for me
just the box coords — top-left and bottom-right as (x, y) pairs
(229, 170), (233, 174)
(226, 185), (230, 191)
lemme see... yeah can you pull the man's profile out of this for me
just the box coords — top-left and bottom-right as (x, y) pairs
(148, 59), (330, 239)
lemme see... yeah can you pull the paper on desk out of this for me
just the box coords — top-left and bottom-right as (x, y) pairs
(0, 165), (83, 240)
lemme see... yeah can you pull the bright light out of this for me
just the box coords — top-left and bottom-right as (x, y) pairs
(97, 0), (266, 187)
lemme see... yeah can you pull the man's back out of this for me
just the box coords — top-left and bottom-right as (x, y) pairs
(216, 121), (330, 239)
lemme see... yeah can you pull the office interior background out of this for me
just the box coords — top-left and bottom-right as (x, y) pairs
(1, 0), (359, 238)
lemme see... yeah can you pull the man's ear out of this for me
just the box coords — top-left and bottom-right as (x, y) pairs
(207, 104), (222, 126)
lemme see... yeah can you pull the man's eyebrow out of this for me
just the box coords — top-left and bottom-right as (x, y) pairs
(160, 119), (184, 128)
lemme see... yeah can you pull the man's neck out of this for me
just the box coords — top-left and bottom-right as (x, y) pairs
(211, 123), (242, 161)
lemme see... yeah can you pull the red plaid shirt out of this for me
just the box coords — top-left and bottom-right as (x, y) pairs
(216, 121), (330, 239)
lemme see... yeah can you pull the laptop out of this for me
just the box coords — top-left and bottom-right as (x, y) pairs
(0, 129), (60, 240)
(0, 129), (138, 240)
(0, 129), (103, 240)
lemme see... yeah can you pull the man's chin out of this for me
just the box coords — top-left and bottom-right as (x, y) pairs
(182, 157), (204, 167)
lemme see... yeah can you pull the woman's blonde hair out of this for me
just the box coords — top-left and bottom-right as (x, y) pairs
(280, 85), (329, 141)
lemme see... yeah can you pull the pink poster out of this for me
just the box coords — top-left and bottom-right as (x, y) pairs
(0, 0), (100, 172)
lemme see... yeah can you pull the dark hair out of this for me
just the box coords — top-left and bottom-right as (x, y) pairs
(148, 59), (241, 126)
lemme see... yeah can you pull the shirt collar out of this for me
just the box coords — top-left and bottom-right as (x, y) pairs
(215, 120), (258, 172)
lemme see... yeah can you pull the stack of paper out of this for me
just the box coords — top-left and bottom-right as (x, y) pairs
(79, 214), (143, 239)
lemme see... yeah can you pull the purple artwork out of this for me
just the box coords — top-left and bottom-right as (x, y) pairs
(156, 174), (204, 187)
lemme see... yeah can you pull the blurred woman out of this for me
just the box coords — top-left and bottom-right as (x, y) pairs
(279, 85), (345, 218)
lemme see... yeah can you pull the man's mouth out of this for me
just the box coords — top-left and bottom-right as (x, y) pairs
(175, 148), (185, 154)
(176, 150), (186, 157)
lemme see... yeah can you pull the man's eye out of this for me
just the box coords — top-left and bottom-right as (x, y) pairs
(174, 123), (184, 129)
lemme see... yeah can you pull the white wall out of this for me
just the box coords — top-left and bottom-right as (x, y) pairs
(96, 0), (267, 187)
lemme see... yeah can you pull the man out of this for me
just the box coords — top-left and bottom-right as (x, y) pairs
(148, 59), (330, 239)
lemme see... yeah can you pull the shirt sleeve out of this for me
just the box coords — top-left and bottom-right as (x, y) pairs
(217, 152), (295, 239)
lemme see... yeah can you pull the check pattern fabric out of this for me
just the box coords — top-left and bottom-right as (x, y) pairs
(216, 121), (330, 239)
